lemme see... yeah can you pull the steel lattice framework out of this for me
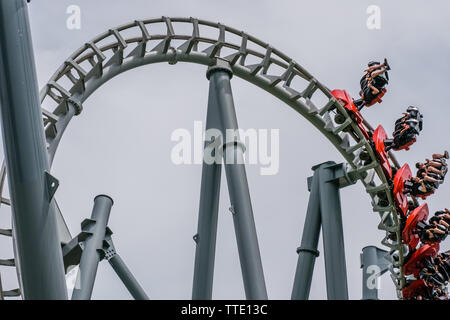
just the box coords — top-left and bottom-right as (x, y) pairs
(0, 16), (407, 299)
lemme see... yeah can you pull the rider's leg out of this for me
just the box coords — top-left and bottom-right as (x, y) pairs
(426, 159), (444, 169)
(370, 68), (387, 78)
(423, 174), (442, 184)
(365, 63), (386, 73)
(432, 151), (449, 160)
(439, 219), (449, 228)
(426, 166), (444, 176)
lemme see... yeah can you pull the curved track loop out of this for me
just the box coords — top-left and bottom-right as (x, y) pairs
(0, 17), (406, 299)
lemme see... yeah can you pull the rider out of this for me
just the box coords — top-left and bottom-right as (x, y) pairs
(394, 106), (423, 133)
(425, 151), (449, 176)
(385, 107), (423, 151)
(355, 59), (390, 109)
(404, 151), (448, 196)
(416, 162), (446, 179)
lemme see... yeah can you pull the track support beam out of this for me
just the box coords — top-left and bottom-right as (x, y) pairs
(360, 246), (389, 300)
(102, 236), (149, 300)
(108, 254), (149, 300)
(191, 59), (268, 299)
(206, 60), (267, 300)
(291, 169), (321, 300)
(0, 273), (4, 300)
(192, 70), (223, 300)
(292, 161), (353, 300)
(72, 195), (113, 300)
(0, 0), (68, 299)
(319, 162), (349, 300)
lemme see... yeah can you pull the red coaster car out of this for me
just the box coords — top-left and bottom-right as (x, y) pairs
(392, 164), (412, 217)
(402, 203), (429, 250)
(331, 89), (370, 140)
(403, 243), (439, 277)
(402, 279), (429, 300)
(373, 125), (393, 179)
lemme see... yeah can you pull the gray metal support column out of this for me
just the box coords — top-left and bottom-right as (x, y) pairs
(0, 273), (4, 300)
(318, 162), (348, 300)
(361, 246), (389, 300)
(207, 61), (268, 300)
(291, 169), (321, 300)
(192, 75), (223, 300)
(0, 0), (68, 299)
(108, 254), (149, 300)
(72, 195), (113, 300)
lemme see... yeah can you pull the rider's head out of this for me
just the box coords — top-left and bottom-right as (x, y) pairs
(407, 106), (420, 117)
(368, 61), (380, 67)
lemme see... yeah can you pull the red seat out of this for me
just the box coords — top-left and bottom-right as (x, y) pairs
(402, 203), (429, 250)
(331, 89), (370, 140)
(365, 88), (387, 107)
(373, 125), (393, 179)
(416, 190), (435, 200)
(392, 164), (412, 217)
(393, 138), (416, 151)
(402, 279), (429, 300)
(404, 243), (439, 277)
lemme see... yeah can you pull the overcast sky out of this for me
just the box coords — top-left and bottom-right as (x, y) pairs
(1, 0), (449, 300)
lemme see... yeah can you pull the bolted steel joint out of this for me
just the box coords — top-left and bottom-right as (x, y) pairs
(206, 58), (233, 80)
(67, 97), (83, 116)
(296, 246), (320, 258)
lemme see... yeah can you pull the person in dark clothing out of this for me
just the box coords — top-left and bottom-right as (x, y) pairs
(357, 59), (390, 108)
(403, 151), (448, 196)
(384, 106), (423, 151)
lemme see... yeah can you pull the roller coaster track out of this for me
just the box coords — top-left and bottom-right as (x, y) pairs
(0, 17), (407, 299)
